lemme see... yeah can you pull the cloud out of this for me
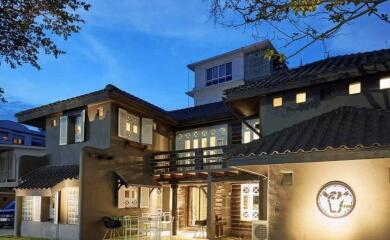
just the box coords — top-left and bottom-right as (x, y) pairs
(0, 98), (35, 120)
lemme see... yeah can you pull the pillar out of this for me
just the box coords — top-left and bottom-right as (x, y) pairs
(171, 183), (178, 236)
(207, 174), (216, 240)
(14, 196), (22, 237)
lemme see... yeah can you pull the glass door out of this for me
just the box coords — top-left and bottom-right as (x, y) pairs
(188, 186), (207, 226)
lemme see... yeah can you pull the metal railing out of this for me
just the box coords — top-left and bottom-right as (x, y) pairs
(151, 146), (227, 174)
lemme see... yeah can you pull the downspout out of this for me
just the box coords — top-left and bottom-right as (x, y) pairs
(223, 100), (262, 138)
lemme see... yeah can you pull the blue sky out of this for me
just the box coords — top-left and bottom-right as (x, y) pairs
(1, 0), (390, 120)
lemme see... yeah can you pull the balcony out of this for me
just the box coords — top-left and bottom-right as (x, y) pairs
(151, 146), (228, 178)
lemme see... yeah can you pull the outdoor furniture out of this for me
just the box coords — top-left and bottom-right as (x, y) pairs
(116, 216), (140, 240)
(160, 212), (174, 240)
(139, 214), (161, 240)
(102, 216), (122, 240)
(194, 219), (207, 239)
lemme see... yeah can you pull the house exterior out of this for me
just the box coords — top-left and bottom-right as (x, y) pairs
(13, 45), (390, 240)
(186, 41), (285, 106)
(0, 121), (45, 208)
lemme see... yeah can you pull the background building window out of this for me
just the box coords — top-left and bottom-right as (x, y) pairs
(0, 131), (9, 143)
(206, 62), (232, 86)
(13, 135), (24, 145)
(380, 77), (390, 89)
(242, 119), (260, 144)
(240, 184), (259, 221)
(349, 82), (361, 95)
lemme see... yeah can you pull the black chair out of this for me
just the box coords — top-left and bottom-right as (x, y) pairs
(102, 216), (122, 239)
(194, 219), (207, 239)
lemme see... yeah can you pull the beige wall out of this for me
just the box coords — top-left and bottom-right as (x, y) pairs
(268, 158), (390, 240)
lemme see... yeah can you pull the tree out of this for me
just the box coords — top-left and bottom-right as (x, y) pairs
(209, 0), (389, 62)
(0, 0), (91, 102)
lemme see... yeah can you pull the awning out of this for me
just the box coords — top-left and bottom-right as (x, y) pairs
(16, 165), (79, 189)
(114, 168), (161, 188)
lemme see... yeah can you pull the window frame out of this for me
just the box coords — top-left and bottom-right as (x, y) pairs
(206, 62), (233, 87)
(240, 184), (260, 221)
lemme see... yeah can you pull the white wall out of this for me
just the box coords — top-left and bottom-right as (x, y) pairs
(191, 51), (245, 105)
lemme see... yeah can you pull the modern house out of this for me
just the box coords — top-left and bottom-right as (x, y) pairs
(13, 43), (390, 240)
(0, 121), (46, 208)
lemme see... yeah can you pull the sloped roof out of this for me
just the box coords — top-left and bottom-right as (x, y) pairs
(168, 101), (232, 126)
(16, 165), (79, 189)
(115, 168), (161, 188)
(226, 107), (390, 159)
(15, 84), (177, 127)
(225, 48), (390, 101)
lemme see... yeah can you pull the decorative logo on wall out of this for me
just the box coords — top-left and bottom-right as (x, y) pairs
(317, 181), (355, 218)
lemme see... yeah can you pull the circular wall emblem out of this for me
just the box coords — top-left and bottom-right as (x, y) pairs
(317, 181), (355, 218)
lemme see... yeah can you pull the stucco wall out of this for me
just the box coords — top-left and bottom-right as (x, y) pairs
(192, 80), (245, 106)
(267, 158), (390, 240)
(260, 75), (390, 136)
(45, 102), (112, 165)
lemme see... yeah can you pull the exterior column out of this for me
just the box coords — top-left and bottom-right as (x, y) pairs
(14, 196), (22, 237)
(207, 174), (216, 240)
(171, 183), (178, 236)
(261, 176), (268, 220)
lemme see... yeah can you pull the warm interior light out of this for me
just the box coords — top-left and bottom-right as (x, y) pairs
(296, 92), (306, 103)
(126, 122), (131, 132)
(380, 77), (390, 89)
(349, 82), (361, 95)
(273, 97), (283, 107)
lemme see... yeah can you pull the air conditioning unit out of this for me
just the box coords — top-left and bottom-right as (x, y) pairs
(252, 220), (268, 240)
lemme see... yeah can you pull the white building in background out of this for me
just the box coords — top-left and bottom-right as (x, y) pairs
(186, 40), (283, 106)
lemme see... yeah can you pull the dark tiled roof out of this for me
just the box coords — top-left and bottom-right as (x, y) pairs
(115, 168), (161, 188)
(169, 101), (232, 125)
(16, 165), (79, 189)
(16, 84), (176, 125)
(226, 49), (390, 100)
(226, 107), (390, 158)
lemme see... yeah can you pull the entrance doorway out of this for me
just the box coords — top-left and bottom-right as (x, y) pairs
(188, 186), (207, 226)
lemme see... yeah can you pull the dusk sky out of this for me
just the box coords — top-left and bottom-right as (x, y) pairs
(1, 0), (390, 120)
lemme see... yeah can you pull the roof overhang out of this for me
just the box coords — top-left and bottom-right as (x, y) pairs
(115, 168), (161, 188)
(227, 147), (390, 167)
(187, 40), (273, 71)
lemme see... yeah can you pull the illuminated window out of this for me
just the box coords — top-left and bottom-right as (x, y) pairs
(209, 136), (216, 147)
(349, 82), (361, 95)
(13, 135), (24, 145)
(175, 124), (227, 150)
(185, 139), (191, 150)
(240, 184), (259, 221)
(97, 107), (104, 119)
(118, 108), (140, 142)
(380, 77), (390, 89)
(273, 97), (283, 107)
(22, 196), (41, 221)
(67, 187), (79, 224)
(242, 119), (260, 144)
(296, 92), (306, 104)
(193, 139), (199, 149)
(51, 119), (57, 127)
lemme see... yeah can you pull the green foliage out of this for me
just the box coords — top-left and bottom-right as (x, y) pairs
(210, 0), (389, 63)
(0, 0), (91, 70)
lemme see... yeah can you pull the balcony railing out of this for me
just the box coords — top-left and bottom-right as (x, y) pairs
(151, 146), (227, 175)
